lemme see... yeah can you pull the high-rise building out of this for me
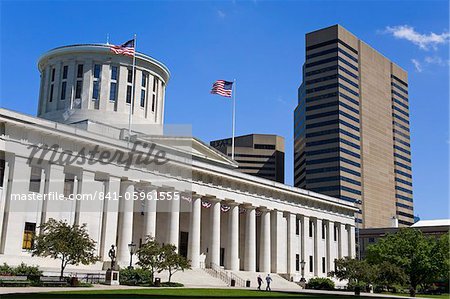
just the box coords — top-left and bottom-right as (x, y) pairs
(294, 25), (413, 228)
(211, 134), (285, 183)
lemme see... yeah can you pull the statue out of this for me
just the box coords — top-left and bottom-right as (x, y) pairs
(108, 245), (116, 270)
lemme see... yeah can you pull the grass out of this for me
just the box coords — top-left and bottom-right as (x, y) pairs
(381, 292), (450, 299)
(2, 288), (448, 299)
(0, 288), (354, 299)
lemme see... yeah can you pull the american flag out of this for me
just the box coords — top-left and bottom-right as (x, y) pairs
(110, 39), (135, 57)
(210, 80), (233, 98)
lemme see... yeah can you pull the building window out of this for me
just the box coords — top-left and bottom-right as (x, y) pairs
(309, 220), (313, 237)
(49, 67), (55, 102)
(93, 64), (101, 79)
(29, 166), (42, 193)
(63, 173), (75, 198)
(152, 76), (158, 112)
(127, 69), (133, 83)
(295, 219), (299, 235)
(334, 225), (338, 241)
(140, 90), (146, 108)
(111, 66), (118, 81)
(60, 81), (67, 100)
(296, 254), (300, 271)
(92, 81), (99, 100)
(126, 86), (132, 104)
(322, 223), (326, 239)
(75, 81), (82, 99)
(322, 257), (326, 273)
(77, 64), (84, 78)
(62, 65), (68, 80)
(0, 158), (5, 187)
(110, 82), (117, 102)
(110, 66), (118, 102)
(92, 64), (101, 102)
(141, 73), (147, 108)
(22, 222), (36, 250)
(309, 256), (313, 272)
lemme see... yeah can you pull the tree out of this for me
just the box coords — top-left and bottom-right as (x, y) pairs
(136, 237), (165, 283)
(372, 261), (407, 292)
(329, 257), (375, 292)
(366, 228), (449, 297)
(32, 219), (99, 279)
(160, 244), (191, 283)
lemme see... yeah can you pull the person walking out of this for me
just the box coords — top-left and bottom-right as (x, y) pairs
(257, 275), (263, 290)
(265, 274), (272, 291)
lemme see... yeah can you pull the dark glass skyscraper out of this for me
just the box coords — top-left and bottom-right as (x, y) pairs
(294, 25), (414, 228)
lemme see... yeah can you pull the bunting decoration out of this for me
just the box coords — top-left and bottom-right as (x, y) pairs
(181, 194), (192, 203)
(201, 200), (212, 209)
(220, 204), (231, 213)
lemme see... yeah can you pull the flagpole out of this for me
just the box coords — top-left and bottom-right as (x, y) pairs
(231, 79), (236, 160)
(128, 34), (137, 147)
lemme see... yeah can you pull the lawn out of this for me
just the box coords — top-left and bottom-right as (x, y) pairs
(2, 289), (448, 299)
(0, 288), (355, 299)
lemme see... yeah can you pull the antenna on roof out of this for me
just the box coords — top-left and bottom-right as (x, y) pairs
(106, 33), (110, 45)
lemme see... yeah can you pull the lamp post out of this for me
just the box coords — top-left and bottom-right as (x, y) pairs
(300, 260), (306, 283)
(128, 242), (136, 269)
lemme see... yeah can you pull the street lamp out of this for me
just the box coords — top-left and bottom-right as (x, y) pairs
(128, 242), (136, 269)
(300, 260), (306, 283)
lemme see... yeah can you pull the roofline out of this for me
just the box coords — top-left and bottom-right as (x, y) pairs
(37, 44), (171, 83)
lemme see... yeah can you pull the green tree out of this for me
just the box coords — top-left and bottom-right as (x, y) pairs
(160, 244), (191, 283)
(372, 261), (407, 292)
(329, 257), (375, 293)
(32, 219), (100, 279)
(136, 237), (165, 284)
(366, 228), (449, 297)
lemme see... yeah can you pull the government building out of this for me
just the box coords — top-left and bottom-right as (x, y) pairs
(0, 43), (356, 283)
(293, 25), (414, 228)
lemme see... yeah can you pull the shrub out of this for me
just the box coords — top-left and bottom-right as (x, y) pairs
(119, 268), (152, 285)
(161, 282), (184, 287)
(0, 263), (13, 275)
(307, 277), (335, 290)
(13, 263), (42, 282)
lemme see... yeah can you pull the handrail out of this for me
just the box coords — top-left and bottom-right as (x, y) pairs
(208, 262), (246, 287)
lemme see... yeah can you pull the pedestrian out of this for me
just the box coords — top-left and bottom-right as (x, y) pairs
(265, 274), (272, 291)
(257, 275), (263, 290)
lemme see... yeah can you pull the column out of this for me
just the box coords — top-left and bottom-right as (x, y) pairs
(314, 218), (321, 276)
(187, 195), (201, 268)
(209, 199), (221, 266)
(326, 221), (332, 273)
(117, 180), (134, 265)
(259, 208), (271, 273)
(101, 176), (120, 259)
(338, 223), (345, 259)
(244, 207), (256, 271)
(167, 191), (180, 250)
(142, 185), (157, 240)
(227, 203), (239, 271)
(271, 210), (285, 273)
(287, 212), (297, 274)
(349, 225), (356, 258)
(302, 215), (309, 272)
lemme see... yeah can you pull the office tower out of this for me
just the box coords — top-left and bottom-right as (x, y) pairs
(211, 134), (285, 183)
(294, 25), (413, 228)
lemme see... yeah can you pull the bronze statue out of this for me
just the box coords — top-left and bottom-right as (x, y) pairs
(108, 245), (116, 270)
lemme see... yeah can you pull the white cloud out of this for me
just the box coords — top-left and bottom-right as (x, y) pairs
(217, 9), (226, 19)
(411, 59), (423, 72)
(424, 56), (450, 67)
(385, 25), (450, 50)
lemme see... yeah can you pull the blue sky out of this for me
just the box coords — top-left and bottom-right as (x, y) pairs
(1, 1), (448, 220)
